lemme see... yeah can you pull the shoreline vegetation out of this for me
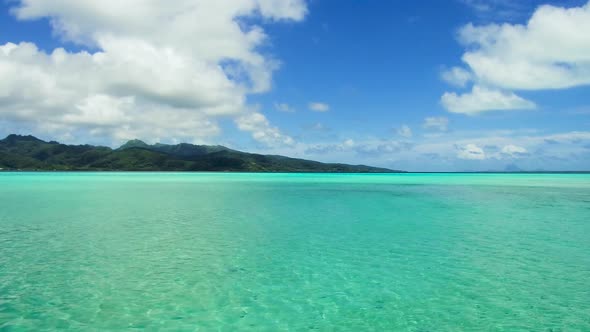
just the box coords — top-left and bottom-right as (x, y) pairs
(0, 134), (400, 173)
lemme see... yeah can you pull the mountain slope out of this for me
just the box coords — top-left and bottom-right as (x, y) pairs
(0, 135), (401, 172)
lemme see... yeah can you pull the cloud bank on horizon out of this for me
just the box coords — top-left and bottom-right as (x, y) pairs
(0, 0), (589, 171)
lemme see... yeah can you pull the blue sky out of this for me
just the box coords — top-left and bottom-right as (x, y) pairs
(0, 0), (589, 171)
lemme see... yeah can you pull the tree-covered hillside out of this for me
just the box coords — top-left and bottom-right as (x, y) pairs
(0, 135), (400, 172)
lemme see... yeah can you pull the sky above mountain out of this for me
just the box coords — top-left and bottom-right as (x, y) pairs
(0, 0), (589, 171)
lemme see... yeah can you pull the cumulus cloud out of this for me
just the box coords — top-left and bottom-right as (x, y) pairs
(442, 1), (590, 113)
(308, 102), (330, 112)
(441, 85), (536, 115)
(423, 117), (449, 131)
(397, 125), (412, 138)
(458, 2), (590, 90)
(441, 67), (472, 87)
(456, 143), (486, 160)
(235, 112), (294, 146)
(501, 144), (528, 157)
(0, 0), (306, 145)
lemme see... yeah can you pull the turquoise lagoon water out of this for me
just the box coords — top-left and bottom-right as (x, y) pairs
(0, 173), (589, 331)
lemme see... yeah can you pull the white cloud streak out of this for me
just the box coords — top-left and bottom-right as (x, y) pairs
(308, 102), (330, 112)
(423, 117), (449, 131)
(274, 102), (295, 113)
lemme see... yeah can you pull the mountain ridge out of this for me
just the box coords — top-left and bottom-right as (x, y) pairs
(0, 134), (402, 172)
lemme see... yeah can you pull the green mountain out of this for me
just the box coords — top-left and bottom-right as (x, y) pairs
(0, 134), (401, 172)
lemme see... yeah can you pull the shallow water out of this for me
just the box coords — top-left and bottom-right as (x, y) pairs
(1, 173), (589, 331)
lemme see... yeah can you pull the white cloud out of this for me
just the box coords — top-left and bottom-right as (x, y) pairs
(310, 122), (326, 131)
(442, 1), (590, 113)
(441, 67), (472, 87)
(256, 0), (308, 20)
(235, 112), (294, 146)
(460, 0), (529, 21)
(305, 138), (354, 154)
(304, 138), (410, 157)
(461, 0), (492, 13)
(416, 129), (590, 167)
(423, 117), (449, 131)
(458, 2), (590, 90)
(274, 102), (295, 113)
(544, 131), (590, 143)
(456, 143), (486, 160)
(308, 102), (330, 112)
(397, 125), (412, 138)
(0, 0), (307, 144)
(343, 138), (355, 148)
(259, 129), (589, 171)
(501, 144), (528, 157)
(441, 85), (536, 115)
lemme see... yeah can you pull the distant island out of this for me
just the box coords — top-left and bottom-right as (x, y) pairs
(0, 134), (400, 172)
